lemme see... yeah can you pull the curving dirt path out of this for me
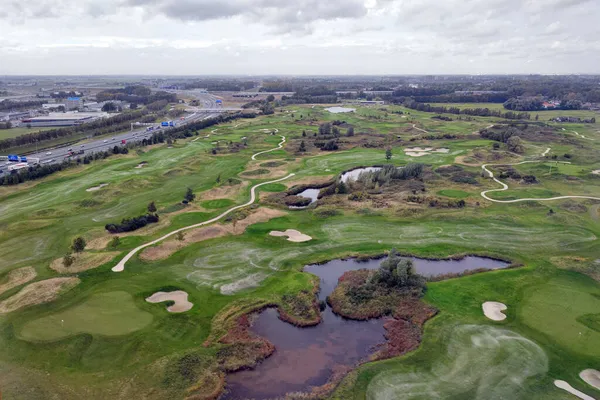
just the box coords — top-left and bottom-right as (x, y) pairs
(251, 135), (285, 161)
(113, 136), (293, 272)
(411, 124), (429, 134)
(481, 161), (600, 203)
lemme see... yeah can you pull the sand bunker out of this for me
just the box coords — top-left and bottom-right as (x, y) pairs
(592, 170), (600, 175)
(0, 267), (37, 296)
(86, 183), (108, 192)
(580, 369), (600, 390)
(554, 380), (595, 400)
(134, 162), (148, 169)
(482, 301), (507, 321)
(146, 291), (193, 313)
(404, 147), (450, 157)
(269, 229), (312, 242)
(140, 208), (286, 261)
(0, 277), (80, 314)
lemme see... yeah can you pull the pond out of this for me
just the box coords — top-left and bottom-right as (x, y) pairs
(325, 106), (356, 114)
(340, 167), (382, 183)
(224, 256), (509, 399)
(289, 188), (320, 209)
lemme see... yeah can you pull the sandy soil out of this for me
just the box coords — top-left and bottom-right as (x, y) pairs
(0, 267), (37, 296)
(86, 183), (108, 192)
(50, 252), (120, 273)
(269, 229), (312, 242)
(580, 369), (600, 390)
(146, 290), (193, 313)
(85, 236), (113, 250)
(405, 152), (430, 157)
(455, 155), (481, 166)
(554, 380), (595, 400)
(0, 277), (80, 314)
(482, 301), (507, 321)
(140, 208), (287, 261)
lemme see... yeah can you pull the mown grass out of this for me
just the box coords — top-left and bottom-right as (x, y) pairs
(0, 104), (599, 399)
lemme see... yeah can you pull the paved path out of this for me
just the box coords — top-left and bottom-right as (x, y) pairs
(542, 147), (551, 156)
(113, 135), (292, 272)
(481, 161), (600, 203)
(411, 124), (429, 134)
(251, 135), (285, 160)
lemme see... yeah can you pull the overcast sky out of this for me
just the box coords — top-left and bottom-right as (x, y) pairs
(1, 0), (599, 75)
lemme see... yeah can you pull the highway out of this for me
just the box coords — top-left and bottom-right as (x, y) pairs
(1, 92), (223, 174)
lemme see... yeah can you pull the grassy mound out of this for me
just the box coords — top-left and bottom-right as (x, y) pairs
(200, 199), (236, 209)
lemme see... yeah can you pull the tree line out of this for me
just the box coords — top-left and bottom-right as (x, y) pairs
(403, 100), (531, 120)
(105, 213), (159, 234)
(96, 86), (176, 105)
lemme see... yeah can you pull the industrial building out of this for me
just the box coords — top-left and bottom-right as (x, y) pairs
(21, 113), (98, 127)
(65, 97), (84, 110)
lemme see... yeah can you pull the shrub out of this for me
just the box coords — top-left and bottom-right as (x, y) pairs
(105, 214), (159, 233)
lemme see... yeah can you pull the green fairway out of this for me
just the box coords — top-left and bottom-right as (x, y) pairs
(19, 291), (153, 342)
(0, 103), (599, 399)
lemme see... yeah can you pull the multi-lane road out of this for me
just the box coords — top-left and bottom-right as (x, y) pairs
(1, 92), (223, 174)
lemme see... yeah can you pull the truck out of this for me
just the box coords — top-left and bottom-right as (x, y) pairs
(8, 163), (28, 172)
(67, 150), (85, 157)
(20, 156), (27, 163)
(7, 155), (19, 162)
(169, 121), (176, 127)
(121, 139), (126, 144)
(146, 126), (154, 132)
(161, 121), (170, 127)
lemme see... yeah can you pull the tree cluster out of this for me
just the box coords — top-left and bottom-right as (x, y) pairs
(96, 86), (176, 105)
(105, 214), (159, 233)
(403, 100), (531, 120)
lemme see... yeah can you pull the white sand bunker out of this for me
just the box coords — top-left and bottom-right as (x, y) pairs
(404, 147), (449, 157)
(269, 229), (312, 242)
(592, 170), (600, 175)
(554, 380), (595, 400)
(135, 162), (148, 169)
(86, 183), (108, 192)
(146, 291), (193, 313)
(482, 301), (507, 321)
(581, 369), (600, 390)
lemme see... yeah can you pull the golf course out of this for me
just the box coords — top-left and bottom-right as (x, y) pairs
(0, 103), (599, 400)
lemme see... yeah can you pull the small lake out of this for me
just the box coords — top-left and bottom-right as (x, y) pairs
(340, 167), (382, 183)
(325, 106), (356, 114)
(224, 256), (509, 399)
(289, 188), (320, 209)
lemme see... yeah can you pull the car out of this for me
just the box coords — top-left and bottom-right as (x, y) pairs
(80, 145), (84, 147)
(112, 137), (115, 140)
(45, 152), (52, 155)
(68, 148), (73, 151)
(103, 140), (107, 143)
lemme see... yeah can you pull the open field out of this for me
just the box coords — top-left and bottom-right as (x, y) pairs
(0, 126), (46, 141)
(0, 104), (599, 399)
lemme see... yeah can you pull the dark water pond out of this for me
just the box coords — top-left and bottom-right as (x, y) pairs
(289, 188), (320, 209)
(224, 256), (509, 399)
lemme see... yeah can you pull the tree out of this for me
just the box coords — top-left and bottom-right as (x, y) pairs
(109, 236), (121, 248)
(147, 201), (157, 213)
(376, 248), (425, 291)
(102, 102), (117, 112)
(63, 252), (75, 268)
(176, 231), (185, 241)
(185, 187), (195, 202)
(302, 130), (306, 137)
(266, 94), (275, 102)
(318, 123), (332, 135)
(216, 174), (221, 184)
(299, 140), (306, 152)
(385, 148), (392, 160)
(506, 136), (525, 153)
(332, 126), (340, 136)
(337, 180), (348, 194)
(346, 126), (355, 137)
(71, 236), (86, 253)
(130, 103), (138, 110)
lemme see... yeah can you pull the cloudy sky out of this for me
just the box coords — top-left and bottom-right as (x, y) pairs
(1, 0), (599, 75)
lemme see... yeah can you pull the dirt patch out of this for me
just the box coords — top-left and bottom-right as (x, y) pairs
(85, 236), (113, 250)
(482, 301), (507, 321)
(0, 267), (37, 296)
(580, 369), (600, 390)
(141, 208), (286, 261)
(269, 229), (312, 242)
(0, 277), (80, 314)
(50, 251), (120, 273)
(86, 183), (108, 192)
(146, 291), (193, 313)
(455, 155), (481, 166)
